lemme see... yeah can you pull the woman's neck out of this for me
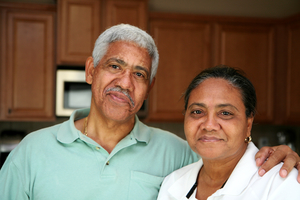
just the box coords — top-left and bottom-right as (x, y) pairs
(196, 145), (247, 200)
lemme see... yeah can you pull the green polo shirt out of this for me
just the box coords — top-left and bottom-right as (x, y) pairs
(0, 108), (199, 200)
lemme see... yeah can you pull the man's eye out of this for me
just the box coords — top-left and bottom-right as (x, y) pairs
(136, 72), (144, 77)
(110, 64), (119, 70)
(134, 72), (147, 80)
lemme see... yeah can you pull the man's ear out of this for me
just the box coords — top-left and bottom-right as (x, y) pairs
(145, 77), (156, 99)
(85, 56), (94, 85)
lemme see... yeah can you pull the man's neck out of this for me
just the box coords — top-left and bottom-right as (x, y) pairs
(75, 111), (135, 154)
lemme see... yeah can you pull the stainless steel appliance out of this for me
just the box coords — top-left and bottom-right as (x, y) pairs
(56, 69), (92, 117)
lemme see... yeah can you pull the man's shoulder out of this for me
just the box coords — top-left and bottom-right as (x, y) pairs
(12, 123), (63, 153)
(24, 123), (62, 142)
(145, 125), (187, 145)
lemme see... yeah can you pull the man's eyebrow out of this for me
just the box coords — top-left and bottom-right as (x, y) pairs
(105, 58), (127, 66)
(217, 104), (239, 111)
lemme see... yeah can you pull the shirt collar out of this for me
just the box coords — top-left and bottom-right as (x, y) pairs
(130, 115), (150, 144)
(168, 160), (203, 200)
(211, 142), (259, 196)
(57, 109), (151, 145)
(167, 143), (259, 199)
(57, 108), (90, 144)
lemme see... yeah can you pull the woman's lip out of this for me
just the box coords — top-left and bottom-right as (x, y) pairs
(199, 136), (222, 142)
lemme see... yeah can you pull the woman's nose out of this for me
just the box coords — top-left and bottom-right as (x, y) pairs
(200, 115), (220, 132)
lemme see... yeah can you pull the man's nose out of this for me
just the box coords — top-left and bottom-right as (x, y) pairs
(200, 114), (220, 132)
(115, 70), (134, 91)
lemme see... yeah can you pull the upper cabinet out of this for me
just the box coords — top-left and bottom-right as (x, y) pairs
(213, 21), (276, 123)
(285, 16), (300, 124)
(56, 0), (101, 65)
(0, 3), (56, 121)
(148, 13), (300, 124)
(148, 14), (211, 122)
(1, 1), (299, 124)
(103, 0), (148, 30)
(56, 0), (148, 66)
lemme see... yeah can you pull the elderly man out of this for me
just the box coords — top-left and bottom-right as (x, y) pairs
(0, 24), (299, 200)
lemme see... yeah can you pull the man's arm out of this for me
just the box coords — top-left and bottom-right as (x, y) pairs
(255, 145), (300, 183)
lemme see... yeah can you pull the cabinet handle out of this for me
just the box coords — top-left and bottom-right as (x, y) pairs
(8, 109), (11, 114)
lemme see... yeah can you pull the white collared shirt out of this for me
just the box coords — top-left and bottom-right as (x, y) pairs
(157, 142), (300, 200)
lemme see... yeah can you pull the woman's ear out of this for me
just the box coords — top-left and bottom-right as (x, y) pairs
(85, 56), (94, 85)
(246, 116), (254, 137)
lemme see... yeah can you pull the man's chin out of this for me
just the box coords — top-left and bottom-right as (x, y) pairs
(105, 109), (136, 122)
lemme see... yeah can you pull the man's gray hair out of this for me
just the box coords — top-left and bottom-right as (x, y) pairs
(92, 24), (159, 83)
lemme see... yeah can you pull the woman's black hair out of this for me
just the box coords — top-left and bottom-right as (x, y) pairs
(184, 65), (257, 118)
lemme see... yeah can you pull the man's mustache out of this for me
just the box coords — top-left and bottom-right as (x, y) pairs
(105, 87), (135, 107)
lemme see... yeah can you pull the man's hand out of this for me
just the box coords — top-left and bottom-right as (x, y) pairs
(255, 145), (300, 183)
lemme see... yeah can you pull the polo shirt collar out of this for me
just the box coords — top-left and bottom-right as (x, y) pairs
(130, 115), (150, 144)
(57, 108), (89, 144)
(57, 109), (150, 145)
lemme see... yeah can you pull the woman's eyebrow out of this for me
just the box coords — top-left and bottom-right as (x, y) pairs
(217, 104), (239, 111)
(187, 103), (206, 110)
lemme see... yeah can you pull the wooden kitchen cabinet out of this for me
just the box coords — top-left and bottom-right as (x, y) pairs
(147, 13), (300, 124)
(103, 0), (148, 31)
(213, 21), (276, 123)
(148, 14), (211, 122)
(56, 0), (148, 66)
(56, 0), (101, 65)
(285, 16), (300, 124)
(147, 14), (280, 123)
(0, 3), (56, 121)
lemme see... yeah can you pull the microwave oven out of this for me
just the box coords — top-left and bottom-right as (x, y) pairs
(56, 69), (148, 118)
(56, 69), (91, 116)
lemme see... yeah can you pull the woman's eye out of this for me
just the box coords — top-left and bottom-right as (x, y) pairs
(221, 111), (232, 116)
(192, 110), (202, 114)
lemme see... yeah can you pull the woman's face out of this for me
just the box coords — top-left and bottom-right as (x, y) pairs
(184, 78), (254, 161)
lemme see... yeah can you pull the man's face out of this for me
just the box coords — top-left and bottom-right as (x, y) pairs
(87, 41), (153, 122)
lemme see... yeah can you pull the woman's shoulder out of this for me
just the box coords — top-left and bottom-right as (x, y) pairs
(164, 159), (202, 183)
(249, 162), (300, 199)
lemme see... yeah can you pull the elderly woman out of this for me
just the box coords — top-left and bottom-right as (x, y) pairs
(157, 66), (300, 200)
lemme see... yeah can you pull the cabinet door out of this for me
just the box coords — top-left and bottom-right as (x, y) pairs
(104, 0), (148, 30)
(57, 0), (101, 65)
(214, 23), (275, 123)
(148, 18), (211, 121)
(286, 21), (300, 124)
(0, 7), (55, 121)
